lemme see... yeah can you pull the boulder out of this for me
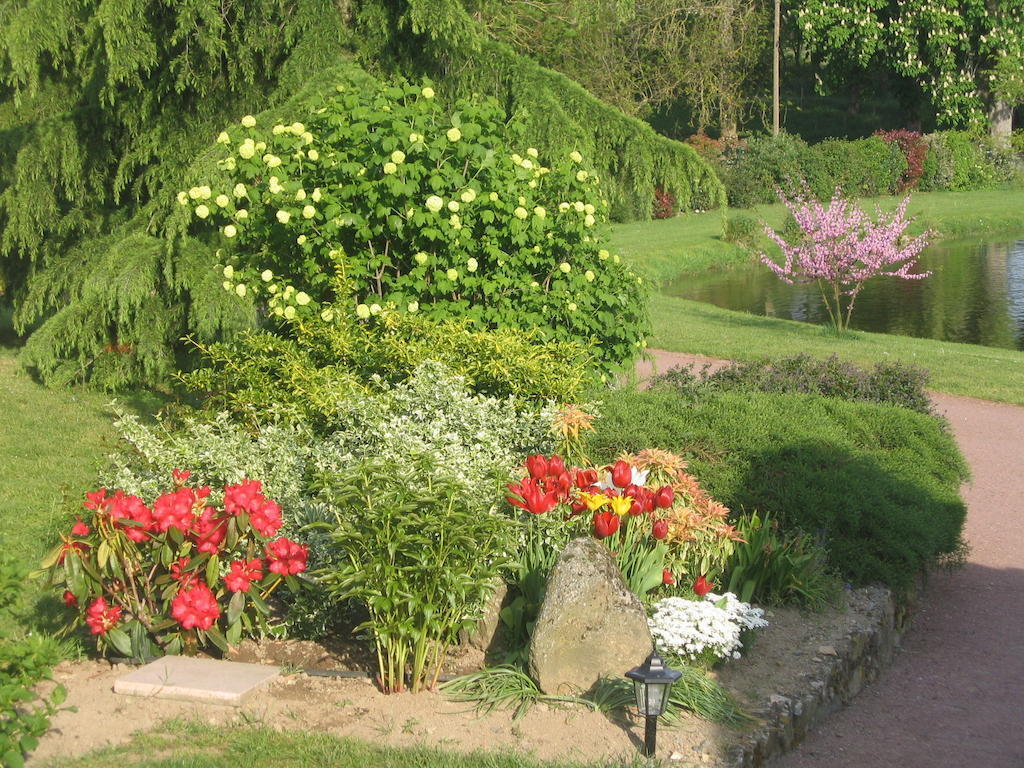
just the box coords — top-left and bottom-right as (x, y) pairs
(460, 580), (509, 656)
(528, 537), (653, 695)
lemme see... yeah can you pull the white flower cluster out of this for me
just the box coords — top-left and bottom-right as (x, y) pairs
(648, 593), (768, 663)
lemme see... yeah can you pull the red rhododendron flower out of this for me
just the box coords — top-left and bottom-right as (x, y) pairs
(83, 489), (107, 510)
(610, 460), (632, 489)
(63, 590), (78, 607)
(524, 455), (549, 480)
(192, 508), (228, 554)
(654, 486), (675, 509)
(170, 557), (197, 588)
(693, 575), (714, 596)
(71, 517), (91, 537)
(506, 477), (559, 515)
(172, 468), (192, 486)
(152, 487), (200, 533)
(248, 498), (283, 538)
(662, 569), (675, 586)
(652, 519), (669, 540)
(265, 537), (309, 575)
(171, 583), (221, 630)
(223, 478), (265, 516)
(225, 558), (264, 593)
(85, 597), (122, 635)
(593, 510), (620, 539)
(106, 491), (154, 542)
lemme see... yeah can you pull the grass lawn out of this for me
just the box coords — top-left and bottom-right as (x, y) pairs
(611, 188), (1024, 405)
(611, 188), (1024, 283)
(0, 347), (162, 634)
(60, 721), (630, 768)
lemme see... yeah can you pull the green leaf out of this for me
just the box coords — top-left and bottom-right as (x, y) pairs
(205, 555), (220, 588)
(227, 590), (245, 626)
(203, 627), (229, 654)
(106, 627), (133, 657)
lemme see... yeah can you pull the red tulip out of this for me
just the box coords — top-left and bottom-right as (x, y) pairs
(593, 510), (620, 539)
(662, 569), (675, 586)
(548, 456), (566, 476)
(610, 460), (632, 489)
(654, 486), (675, 509)
(574, 468), (598, 489)
(693, 575), (714, 596)
(652, 519), (669, 540)
(525, 455), (549, 479)
(507, 478), (558, 515)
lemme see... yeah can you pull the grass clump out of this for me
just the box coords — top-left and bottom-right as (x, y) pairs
(588, 390), (969, 589)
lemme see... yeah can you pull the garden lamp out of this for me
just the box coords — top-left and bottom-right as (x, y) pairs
(625, 651), (681, 757)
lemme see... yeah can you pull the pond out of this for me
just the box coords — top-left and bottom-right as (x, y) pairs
(664, 236), (1024, 350)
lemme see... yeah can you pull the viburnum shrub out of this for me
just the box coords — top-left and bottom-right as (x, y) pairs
(505, 449), (741, 598)
(179, 77), (650, 374)
(41, 471), (308, 658)
(759, 185), (932, 331)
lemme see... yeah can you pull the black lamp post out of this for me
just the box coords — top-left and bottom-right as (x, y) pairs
(625, 651), (681, 757)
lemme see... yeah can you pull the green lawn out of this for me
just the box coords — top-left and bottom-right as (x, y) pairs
(611, 188), (1024, 284)
(611, 189), (1024, 405)
(61, 720), (629, 768)
(0, 347), (162, 634)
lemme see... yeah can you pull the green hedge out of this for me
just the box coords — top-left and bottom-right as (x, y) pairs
(720, 130), (1019, 208)
(587, 389), (968, 589)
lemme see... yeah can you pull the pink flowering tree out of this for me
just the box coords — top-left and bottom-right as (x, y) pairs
(759, 186), (932, 331)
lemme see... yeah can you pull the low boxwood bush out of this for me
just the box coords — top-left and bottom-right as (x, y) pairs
(649, 354), (932, 415)
(719, 132), (809, 208)
(801, 136), (906, 200)
(587, 390), (968, 589)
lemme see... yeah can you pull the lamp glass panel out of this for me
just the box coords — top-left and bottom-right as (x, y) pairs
(644, 682), (667, 716)
(632, 680), (645, 713)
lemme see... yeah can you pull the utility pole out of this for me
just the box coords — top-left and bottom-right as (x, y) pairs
(773, 0), (781, 135)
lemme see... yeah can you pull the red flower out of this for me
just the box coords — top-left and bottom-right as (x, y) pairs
(693, 575), (714, 596)
(170, 557), (197, 588)
(506, 477), (559, 515)
(225, 558), (264, 593)
(63, 590), (78, 607)
(248, 498), (283, 538)
(610, 460), (632, 489)
(652, 519), (669, 540)
(593, 510), (620, 539)
(192, 508), (228, 554)
(654, 486), (675, 509)
(547, 456), (566, 476)
(265, 537), (309, 575)
(524, 455), (549, 480)
(152, 487), (199, 533)
(83, 489), (107, 510)
(71, 517), (91, 537)
(172, 468), (192, 486)
(171, 583), (221, 630)
(85, 597), (122, 635)
(224, 478), (264, 516)
(107, 491), (154, 542)
(574, 468), (598, 489)
(662, 569), (675, 586)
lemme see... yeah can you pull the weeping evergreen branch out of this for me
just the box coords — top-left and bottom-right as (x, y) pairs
(0, 0), (723, 389)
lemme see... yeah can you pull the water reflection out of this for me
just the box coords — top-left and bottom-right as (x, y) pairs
(664, 237), (1024, 350)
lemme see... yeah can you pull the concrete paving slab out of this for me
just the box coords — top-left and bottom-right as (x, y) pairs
(113, 655), (279, 705)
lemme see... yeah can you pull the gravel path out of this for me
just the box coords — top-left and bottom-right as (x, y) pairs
(644, 350), (1024, 768)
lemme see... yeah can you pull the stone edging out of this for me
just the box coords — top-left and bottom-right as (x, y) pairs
(726, 581), (920, 767)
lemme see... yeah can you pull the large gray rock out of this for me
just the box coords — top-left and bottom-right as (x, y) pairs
(528, 537), (653, 695)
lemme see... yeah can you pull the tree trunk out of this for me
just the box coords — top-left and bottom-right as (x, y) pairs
(989, 98), (1013, 146)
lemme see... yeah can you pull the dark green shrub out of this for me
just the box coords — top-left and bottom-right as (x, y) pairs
(587, 390), (968, 589)
(920, 131), (997, 191)
(649, 354), (932, 414)
(802, 137), (906, 199)
(720, 133), (809, 208)
(1, 557), (69, 767)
